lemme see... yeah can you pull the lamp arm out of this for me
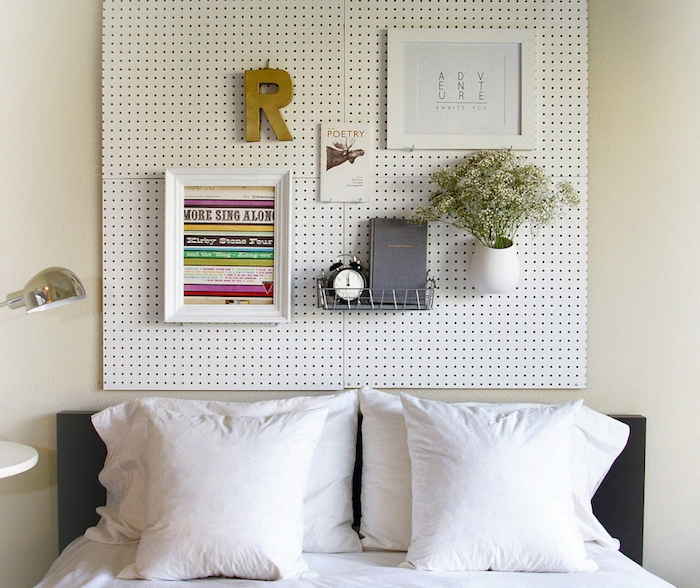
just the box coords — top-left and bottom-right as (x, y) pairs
(0, 293), (24, 310)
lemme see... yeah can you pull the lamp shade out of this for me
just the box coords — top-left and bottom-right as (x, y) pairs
(2, 267), (86, 313)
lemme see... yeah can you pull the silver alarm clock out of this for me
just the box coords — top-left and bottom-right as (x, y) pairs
(326, 254), (367, 302)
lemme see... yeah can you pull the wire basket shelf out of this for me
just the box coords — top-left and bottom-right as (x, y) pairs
(317, 276), (435, 311)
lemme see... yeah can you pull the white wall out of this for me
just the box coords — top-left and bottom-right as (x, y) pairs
(0, 2), (102, 586)
(0, 1), (698, 587)
(588, 1), (700, 585)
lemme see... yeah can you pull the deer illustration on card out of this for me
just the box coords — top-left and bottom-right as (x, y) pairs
(319, 123), (372, 203)
(325, 135), (366, 170)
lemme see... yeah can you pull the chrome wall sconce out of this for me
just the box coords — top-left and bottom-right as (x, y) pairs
(0, 267), (86, 314)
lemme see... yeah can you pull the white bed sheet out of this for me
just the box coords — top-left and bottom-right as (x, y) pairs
(36, 537), (675, 588)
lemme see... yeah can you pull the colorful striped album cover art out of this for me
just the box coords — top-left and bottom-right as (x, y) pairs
(183, 185), (275, 305)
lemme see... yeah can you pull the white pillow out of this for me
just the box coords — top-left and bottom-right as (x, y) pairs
(358, 387), (629, 551)
(358, 387), (412, 550)
(570, 402), (631, 547)
(86, 391), (361, 553)
(400, 394), (596, 572)
(126, 407), (328, 581)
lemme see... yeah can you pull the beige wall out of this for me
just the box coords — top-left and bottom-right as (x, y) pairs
(588, 1), (700, 585)
(0, 1), (698, 586)
(0, 2), (102, 587)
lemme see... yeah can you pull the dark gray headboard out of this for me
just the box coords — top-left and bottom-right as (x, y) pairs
(56, 412), (646, 565)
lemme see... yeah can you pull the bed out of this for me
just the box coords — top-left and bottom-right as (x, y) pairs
(37, 389), (675, 587)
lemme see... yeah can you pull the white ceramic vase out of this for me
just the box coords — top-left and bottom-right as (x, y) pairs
(471, 241), (520, 294)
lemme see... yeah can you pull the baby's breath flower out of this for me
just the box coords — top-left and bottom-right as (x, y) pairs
(409, 150), (580, 248)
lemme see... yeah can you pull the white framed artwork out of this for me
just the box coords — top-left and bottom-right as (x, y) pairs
(164, 168), (293, 324)
(387, 28), (535, 150)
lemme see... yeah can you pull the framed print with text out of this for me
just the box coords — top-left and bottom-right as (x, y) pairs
(164, 168), (292, 324)
(387, 28), (535, 150)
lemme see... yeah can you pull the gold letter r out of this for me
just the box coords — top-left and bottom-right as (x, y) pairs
(245, 69), (294, 142)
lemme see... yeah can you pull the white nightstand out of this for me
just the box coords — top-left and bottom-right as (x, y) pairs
(0, 441), (38, 478)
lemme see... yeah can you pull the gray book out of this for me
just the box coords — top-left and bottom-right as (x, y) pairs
(369, 218), (428, 292)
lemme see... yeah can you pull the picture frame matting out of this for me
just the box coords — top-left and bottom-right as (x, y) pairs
(387, 28), (535, 150)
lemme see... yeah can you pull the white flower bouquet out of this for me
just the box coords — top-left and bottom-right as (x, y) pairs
(410, 150), (580, 249)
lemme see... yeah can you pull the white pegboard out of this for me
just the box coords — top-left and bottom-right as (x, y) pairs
(103, 178), (346, 390)
(102, 0), (588, 390)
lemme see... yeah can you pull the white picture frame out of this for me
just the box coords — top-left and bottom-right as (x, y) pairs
(387, 28), (535, 150)
(164, 168), (293, 324)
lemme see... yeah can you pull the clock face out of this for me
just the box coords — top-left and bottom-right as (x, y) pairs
(332, 268), (365, 301)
